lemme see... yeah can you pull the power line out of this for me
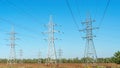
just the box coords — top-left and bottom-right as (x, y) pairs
(75, 0), (81, 20)
(0, 17), (40, 35)
(0, 25), (39, 43)
(66, 0), (80, 30)
(99, 0), (110, 27)
(0, 17), (42, 46)
(0, 0), (41, 35)
(93, 0), (99, 19)
(0, 17), (14, 25)
(3, 0), (40, 25)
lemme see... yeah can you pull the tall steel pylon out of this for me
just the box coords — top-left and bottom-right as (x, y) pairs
(80, 14), (98, 66)
(58, 48), (63, 63)
(19, 49), (23, 64)
(43, 15), (60, 65)
(7, 26), (17, 64)
(38, 51), (41, 64)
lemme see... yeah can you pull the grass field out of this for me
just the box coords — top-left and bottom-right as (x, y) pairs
(0, 63), (120, 68)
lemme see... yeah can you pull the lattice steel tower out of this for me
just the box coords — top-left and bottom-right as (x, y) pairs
(58, 48), (63, 63)
(38, 51), (41, 64)
(19, 49), (23, 64)
(44, 15), (59, 65)
(7, 26), (17, 64)
(81, 14), (98, 66)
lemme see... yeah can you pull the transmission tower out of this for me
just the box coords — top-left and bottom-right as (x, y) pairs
(7, 26), (17, 64)
(19, 49), (23, 64)
(80, 14), (98, 66)
(38, 51), (41, 64)
(43, 15), (60, 65)
(58, 48), (63, 63)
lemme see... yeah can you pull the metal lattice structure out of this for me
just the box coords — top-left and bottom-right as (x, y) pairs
(81, 14), (98, 66)
(38, 51), (41, 64)
(58, 48), (63, 63)
(7, 26), (17, 64)
(43, 15), (60, 65)
(19, 49), (23, 64)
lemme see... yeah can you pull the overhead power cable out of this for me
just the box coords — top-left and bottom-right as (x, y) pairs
(0, 17), (40, 35)
(94, 0), (98, 19)
(3, 0), (40, 24)
(99, 0), (110, 27)
(75, 0), (81, 19)
(66, 0), (80, 30)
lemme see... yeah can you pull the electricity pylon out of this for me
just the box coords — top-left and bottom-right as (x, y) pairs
(19, 49), (23, 64)
(58, 48), (63, 63)
(38, 51), (41, 64)
(43, 15), (60, 65)
(7, 26), (17, 64)
(80, 13), (98, 67)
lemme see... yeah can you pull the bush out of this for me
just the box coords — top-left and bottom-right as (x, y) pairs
(112, 51), (120, 64)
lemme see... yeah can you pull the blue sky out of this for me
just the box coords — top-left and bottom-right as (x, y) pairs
(0, 0), (119, 59)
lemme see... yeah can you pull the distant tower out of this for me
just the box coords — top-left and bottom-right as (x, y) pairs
(58, 48), (63, 63)
(19, 49), (23, 64)
(80, 13), (98, 66)
(43, 15), (60, 65)
(38, 51), (41, 64)
(7, 26), (17, 64)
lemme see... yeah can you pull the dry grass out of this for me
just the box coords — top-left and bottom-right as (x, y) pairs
(0, 63), (119, 68)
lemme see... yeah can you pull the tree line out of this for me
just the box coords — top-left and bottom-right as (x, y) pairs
(0, 51), (119, 64)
